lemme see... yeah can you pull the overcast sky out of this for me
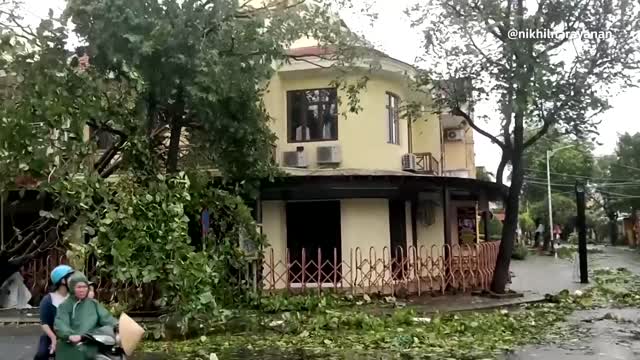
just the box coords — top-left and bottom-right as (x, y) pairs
(21, 0), (640, 176)
(340, 0), (640, 175)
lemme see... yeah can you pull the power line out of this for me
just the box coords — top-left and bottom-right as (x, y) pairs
(524, 168), (634, 183)
(525, 179), (575, 187)
(611, 163), (640, 173)
(525, 177), (640, 188)
(598, 189), (640, 199)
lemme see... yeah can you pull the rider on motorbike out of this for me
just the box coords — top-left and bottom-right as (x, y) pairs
(34, 265), (74, 360)
(54, 272), (118, 360)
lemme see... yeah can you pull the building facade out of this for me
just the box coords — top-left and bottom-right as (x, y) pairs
(258, 46), (505, 295)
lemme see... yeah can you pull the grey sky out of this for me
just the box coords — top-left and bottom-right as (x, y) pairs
(21, 0), (640, 176)
(341, 0), (640, 176)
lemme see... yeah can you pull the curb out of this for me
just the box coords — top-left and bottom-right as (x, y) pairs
(0, 295), (549, 326)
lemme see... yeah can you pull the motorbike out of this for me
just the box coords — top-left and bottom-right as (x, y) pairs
(74, 326), (128, 360)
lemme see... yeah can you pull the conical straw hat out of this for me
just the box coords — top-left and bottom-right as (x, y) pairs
(118, 313), (145, 356)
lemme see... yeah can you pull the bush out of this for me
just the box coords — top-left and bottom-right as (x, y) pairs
(512, 244), (529, 260)
(568, 232), (578, 244)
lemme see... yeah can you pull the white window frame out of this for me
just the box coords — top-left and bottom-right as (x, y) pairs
(386, 92), (400, 145)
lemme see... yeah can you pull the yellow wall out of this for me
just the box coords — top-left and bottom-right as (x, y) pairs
(264, 72), (412, 171)
(443, 128), (476, 178)
(415, 205), (445, 252)
(410, 108), (442, 171)
(261, 201), (287, 282)
(340, 199), (391, 262)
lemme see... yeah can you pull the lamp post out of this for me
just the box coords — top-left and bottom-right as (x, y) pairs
(546, 145), (575, 251)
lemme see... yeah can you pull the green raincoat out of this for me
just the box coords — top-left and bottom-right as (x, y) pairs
(54, 272), (117, 360)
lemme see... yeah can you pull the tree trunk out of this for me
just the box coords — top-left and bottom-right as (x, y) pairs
(608, 216), (618, 246)
(491, 155), (524, 293)
(496, 153), (509, 186)
(166, 87), (185, 174)
(166, 122), (182, 174)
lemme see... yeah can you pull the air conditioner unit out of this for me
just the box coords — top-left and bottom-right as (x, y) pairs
(445, 129), (465, 142)
(317, 145), (342, 165)
(402, 153), (417, 171)
(283, 149), (308, 168)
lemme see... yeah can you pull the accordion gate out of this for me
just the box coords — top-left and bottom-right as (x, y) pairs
(23, 242), (500, 299)
(263, 242), (501, 295)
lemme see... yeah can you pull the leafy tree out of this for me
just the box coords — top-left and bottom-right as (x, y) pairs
(0, 0), (369, 317)
(476, 166), (495, 182)
(408, 0), (640, 292)
(529, 193), (576, 238)
(518, 211), (535, 241)
(591, 154), (622, 244)
(608, 133), (640, 211)
(521, 131), (595, 205)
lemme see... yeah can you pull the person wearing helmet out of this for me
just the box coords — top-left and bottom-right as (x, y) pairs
(34, 264), (74, 360)
(54, 272), (117, 360)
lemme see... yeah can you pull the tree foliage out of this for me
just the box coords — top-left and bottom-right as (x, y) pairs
(529, 193), (576, 230)
(607, 133), (640, 212)
(408, 0), (640, 292)
(522, 131), (595, 205)
(0, 0), (369, 318)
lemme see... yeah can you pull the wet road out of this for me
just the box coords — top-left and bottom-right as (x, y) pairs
(506, 308), (640, 360)
(0, 325), (40, 360)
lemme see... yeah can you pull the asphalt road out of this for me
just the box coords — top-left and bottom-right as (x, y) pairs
(0, 325), (41, 360)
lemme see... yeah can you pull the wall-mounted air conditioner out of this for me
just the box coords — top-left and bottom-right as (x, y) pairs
(283, 147), (308, 168)
(317, 145), (342, 165)
(402, 153), (417, 171)
(445, 129), (465, 142)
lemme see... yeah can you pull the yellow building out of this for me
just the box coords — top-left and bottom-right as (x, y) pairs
(258, 45), (506, 293)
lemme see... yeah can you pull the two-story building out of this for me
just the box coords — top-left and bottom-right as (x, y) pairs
(257, 44), (506, 294)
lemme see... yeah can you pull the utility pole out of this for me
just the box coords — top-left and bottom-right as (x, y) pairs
(547, 145), (575, 252)
(575, 180), (588, 283)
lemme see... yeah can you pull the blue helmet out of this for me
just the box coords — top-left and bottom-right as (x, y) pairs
(50, 265), (74, 285)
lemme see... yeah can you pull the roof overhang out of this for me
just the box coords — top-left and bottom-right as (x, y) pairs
(279, 46), (417, 80)
(260, 168), (508, 202)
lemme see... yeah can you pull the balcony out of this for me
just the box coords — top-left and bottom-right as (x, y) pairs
(414, 152), (440, 175)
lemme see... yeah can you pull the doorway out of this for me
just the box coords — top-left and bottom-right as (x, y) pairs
(286, 201), (342, 284)
(388, 200), (407, 279)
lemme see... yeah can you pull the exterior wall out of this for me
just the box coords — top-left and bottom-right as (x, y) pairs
(261, 200), (287, 281)
(410, 108), (442, 170)
(415, 205), (445, 252)
(264, 72), (412, 171)
(340, 199), (391, 261)
(261, 198), (395, 289)
(443, 128), (476, 178)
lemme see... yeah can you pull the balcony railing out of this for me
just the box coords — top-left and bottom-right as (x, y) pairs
(414, 152), (440, 175)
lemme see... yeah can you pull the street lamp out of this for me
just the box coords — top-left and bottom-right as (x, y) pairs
(546, 144), (575, 250)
